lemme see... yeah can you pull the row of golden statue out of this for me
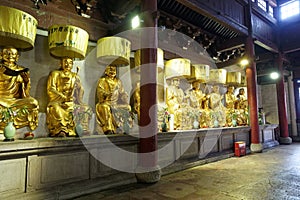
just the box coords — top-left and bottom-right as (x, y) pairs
(0, 6), (248, 139)
(162, 78), (248, 131)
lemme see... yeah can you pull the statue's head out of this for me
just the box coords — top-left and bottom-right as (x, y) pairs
(227, 85), (235, 93)
(1, 47), (19, 63)
(192, 80), (201, 89)
(60, 57), (73, 72)
(171, 77), (180, 86)
(212, 85), (219, 93)
(105, 65), (117, 78)
(239, 88), (245, 95)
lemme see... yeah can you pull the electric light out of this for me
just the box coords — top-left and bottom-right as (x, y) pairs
(131, 15), (140, 29)
(270, 72), (279, 80)
(240, 59), (249, 66)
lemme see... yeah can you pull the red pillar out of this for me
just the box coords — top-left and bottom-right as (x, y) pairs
(276, 54), (292, 144)
(245, 36), (263, 152)
(136, 0), (161, 183)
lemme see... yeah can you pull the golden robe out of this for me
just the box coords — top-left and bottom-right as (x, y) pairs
(46, 70), (77, 136)
(0, 63), (39, 132)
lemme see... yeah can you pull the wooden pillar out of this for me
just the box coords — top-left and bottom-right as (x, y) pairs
(135, 0), (161, 183)
(245, 36), (263, 153)
(276, 54), (292, 144)
(245, 0), (263, 152)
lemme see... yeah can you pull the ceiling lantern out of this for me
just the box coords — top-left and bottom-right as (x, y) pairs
(0, 6), (38, 50)
(165, 58), (191, 79)
(226, 72), (242, 85)
(134, 48), (164, 72)
(48, 24), (89, 59)
(190, 64), (210, 82)
(97, 36), (131, 66)
(209, 69), (227, 84)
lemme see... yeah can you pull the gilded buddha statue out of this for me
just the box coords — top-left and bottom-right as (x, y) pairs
(0, 47), (39, 132)
(96, 65), (132, 135)
(46, 57), (78, 137)
(225, 85), (238, 126)
(236, 88), (248, 126)
(185, 80), (205, 109)
(166, 77), (190, 129)
(209, 84), (226, 127)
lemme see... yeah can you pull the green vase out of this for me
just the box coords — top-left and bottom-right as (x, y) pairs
(75, 123), (83, 137)
(232, 119), (237, 127)
(161, 121), (167, 132)
(4, 122), (16, 142)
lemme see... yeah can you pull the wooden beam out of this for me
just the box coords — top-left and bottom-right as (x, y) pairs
(254, 39), (278, 53)
(217, 36), (246, 52)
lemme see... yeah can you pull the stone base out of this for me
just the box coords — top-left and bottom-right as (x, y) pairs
(250, 143), (263, 153)
(279, 136), (292, 144)
(135, 165), (161, 183)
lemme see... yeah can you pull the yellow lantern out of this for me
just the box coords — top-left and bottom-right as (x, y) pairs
(0, 6), (38, 50)
(134, 48), (164, 72)
(226, 72), (242, 85)
(209, 69), (227, 84)
(190, 64), (210, 82)
(97, 36), (131, 66)
(48, 24), (89, 59)
(165, 58), (191, 79)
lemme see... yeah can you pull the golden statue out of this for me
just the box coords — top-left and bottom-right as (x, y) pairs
(209, 85), (226, 127)
(46, 57), (78, 137)
(0, 47), (39, 132)
(199, 96), (211, 128)
(225, 86), (237, 109)
(236, 88), (248, 126)
(96, 65), (132, 135)
(236, 88), (248, 109)
(225, 85), (238, 126)
(166, 77), (191, 129)
(185, 80), (205, 109)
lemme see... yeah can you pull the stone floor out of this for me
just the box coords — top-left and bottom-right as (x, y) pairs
(75, 143), (300, 200)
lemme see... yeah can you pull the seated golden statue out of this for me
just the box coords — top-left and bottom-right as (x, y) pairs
(46, 57), (79, 137)
(96, 65), (132, 135)
(209, 85), (226, 127)
(199, 97), (211, 128)
(225, 85), (238, 126)
(166, 77), (186, 130)
(0, 47), (39, 132)
(236, 88), (249, 126)
(236, 88), (248, 109)
(185, 80), (205, 109)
